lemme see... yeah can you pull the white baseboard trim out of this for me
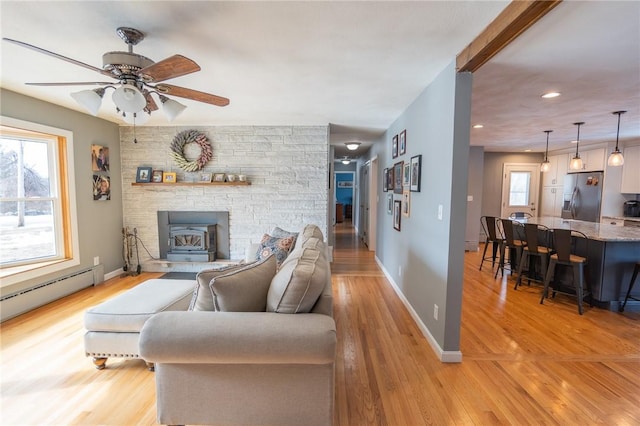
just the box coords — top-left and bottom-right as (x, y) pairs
(374, 256), (463, 363)
(104, 268), (124, 282)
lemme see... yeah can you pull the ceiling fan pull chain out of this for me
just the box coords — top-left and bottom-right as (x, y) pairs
(133, 119), (138, 144)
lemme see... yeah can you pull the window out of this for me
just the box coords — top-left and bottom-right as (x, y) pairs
(508, 171), (531, 206)
(0, 117), (79, 286)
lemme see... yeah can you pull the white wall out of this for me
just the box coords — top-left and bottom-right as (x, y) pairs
(120, 126), (329, 263)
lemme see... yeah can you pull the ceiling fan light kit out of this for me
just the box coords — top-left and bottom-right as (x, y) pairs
(540, 130), (552, 172)
(569, 121), (584, 171)
(3, 26), (229, 127)
(607, 110), (626, 167)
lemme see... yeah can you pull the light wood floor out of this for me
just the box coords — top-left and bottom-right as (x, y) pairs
(1, 221), (639, 425)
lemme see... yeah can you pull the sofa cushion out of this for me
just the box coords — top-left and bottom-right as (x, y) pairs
(267, 244), (328, 314)
(255, 234), (295, 267)
(211, 254), (277, 312)
(190, 264), (248, 311)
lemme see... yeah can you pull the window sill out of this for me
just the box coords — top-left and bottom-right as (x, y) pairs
(0, 258), (79, 288)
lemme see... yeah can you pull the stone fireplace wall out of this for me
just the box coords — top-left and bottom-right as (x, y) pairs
(120, 125), (328, 264)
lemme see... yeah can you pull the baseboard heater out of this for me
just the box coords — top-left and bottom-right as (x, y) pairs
(1, 267), (97, 322)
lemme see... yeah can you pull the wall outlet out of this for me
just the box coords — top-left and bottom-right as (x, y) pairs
(93, 256), (100, 266)
(434, 304), (439, 320)
(437, 205), (443, 220)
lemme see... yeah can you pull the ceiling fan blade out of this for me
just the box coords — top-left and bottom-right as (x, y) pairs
(26, 82), (114, 86)
(3, 38), (114, 78)
(138, 54), (201, 83)
(156, 83), (229, 107)
(145, 92), (159, 111)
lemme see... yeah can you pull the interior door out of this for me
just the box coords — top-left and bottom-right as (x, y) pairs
(501, 163), (540, 218)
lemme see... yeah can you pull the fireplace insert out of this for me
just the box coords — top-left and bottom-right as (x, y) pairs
(167, 224), (216, 262)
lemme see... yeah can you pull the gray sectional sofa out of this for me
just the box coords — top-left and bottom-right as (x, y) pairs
(139, 224), (336, 426)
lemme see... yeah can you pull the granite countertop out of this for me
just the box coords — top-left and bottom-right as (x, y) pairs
(602, 215), (640, 223)
(521, 217), (640, 242)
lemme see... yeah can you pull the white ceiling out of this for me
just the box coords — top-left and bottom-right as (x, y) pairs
(1, 1), (638, 159)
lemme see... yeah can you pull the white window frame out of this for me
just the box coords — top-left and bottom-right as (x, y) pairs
(0, 116), (80, 287)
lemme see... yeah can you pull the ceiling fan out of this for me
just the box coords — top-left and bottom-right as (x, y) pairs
(2, 27), (229, 123)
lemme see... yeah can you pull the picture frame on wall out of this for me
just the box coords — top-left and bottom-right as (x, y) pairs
(136, 166), (152, 183)
(402, 190), (410, 217)
(200, 172), (212, 183)
(403, 162), (410, 187)
(399, 129), (407, 155)
(383, 168), (389, 192)
(213, 173), (226, 182)
(163, 172), (177, 183)
(387, 194), (393, 215)
(410, 154), (422, 192)
(393, 200), (402, 231)
(393, 161), (403, 194)
(152, 170), (164, 183)
(388, 166), (394, 191)
(392, 134), (399, 158)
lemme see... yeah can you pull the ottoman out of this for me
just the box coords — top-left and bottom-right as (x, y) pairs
(84, 279), (195, 370)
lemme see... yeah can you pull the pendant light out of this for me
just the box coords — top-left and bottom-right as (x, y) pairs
(569, 122), (584, 171)
(540, 130), (553, 172)
(607, 110), (626, 167)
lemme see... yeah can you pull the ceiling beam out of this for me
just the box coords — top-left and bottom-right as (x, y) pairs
(457, 0), (562, 73)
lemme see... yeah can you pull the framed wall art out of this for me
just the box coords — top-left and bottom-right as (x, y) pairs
(393, 200), (402, 231)
(399, 129), (407, 156)
(392, 134), (399, 159)
(403, 162), (410, 187)
(393, 161), (403, 194)
(410, 154), (422, 192)
(388, 166), (394, 191)
(213, 173), (226, 182)
(200, 172), (212, 183)
(136, 166), (152, 183)
(383, 168), (389, 192)
(402, 190), (410, 217)
(163, 172), (177, 183)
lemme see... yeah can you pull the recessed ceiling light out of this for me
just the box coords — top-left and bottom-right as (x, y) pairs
(524, 149), (532, 152)
(571, 140), (578, 144)
(472, 124), (484, 129)
(541, 92), (561, 99)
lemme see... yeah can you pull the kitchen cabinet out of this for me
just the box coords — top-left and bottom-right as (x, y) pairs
(621, 145), (640, 193)
(542, 153), (569, 187)
(571, 147), (605, 172)
(540, 186), (564, 217)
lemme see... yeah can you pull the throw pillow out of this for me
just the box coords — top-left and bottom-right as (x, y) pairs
(271, 226), (299, 249)
(210, 254), (277, 312)
(267, 245), (328, 314)
(255, 234), (295, 267)
(190, 264), (249, 311)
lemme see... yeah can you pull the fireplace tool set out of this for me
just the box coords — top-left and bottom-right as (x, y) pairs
(122, 227), (141, 276)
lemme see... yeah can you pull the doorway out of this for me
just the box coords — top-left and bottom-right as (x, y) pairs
(335, 171), (355, 225)
(501, 163), (540, 218)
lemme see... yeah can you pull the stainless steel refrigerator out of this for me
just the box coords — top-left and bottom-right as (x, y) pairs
(560, 171), (604, 222)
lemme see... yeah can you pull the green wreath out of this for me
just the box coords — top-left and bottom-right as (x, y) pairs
(169, 130), (213, 172)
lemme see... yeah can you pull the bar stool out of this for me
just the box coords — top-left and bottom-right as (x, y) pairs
(495, 219), (527, 279)
(479, 216), (503, 271)
(515, 223), (552, 290)
(540, 229), (592, 315)
(619, 262), (640, 313)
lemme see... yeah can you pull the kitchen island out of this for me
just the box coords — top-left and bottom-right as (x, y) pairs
(521, 217), (640, 311)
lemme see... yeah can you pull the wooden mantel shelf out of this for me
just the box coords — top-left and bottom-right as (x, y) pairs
(132, 181), (251, 187)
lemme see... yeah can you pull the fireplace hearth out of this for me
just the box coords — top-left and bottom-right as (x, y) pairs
(158, 211), (230, 261)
